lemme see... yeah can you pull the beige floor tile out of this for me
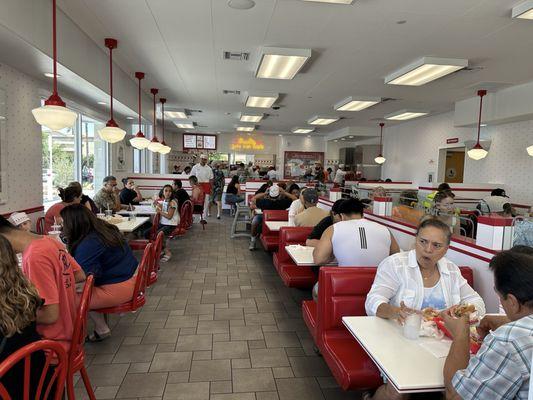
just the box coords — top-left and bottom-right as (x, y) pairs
(189, 359), (232, 382)
(149, 351), (192, 372)
(250, 348), (290, 368)
(163, 382), (209, 400)
(212, 341), (249, 359)
(232, 367), (276, 392)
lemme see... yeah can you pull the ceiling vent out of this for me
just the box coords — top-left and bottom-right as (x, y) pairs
(223, 89), (241, 95)
(223, 51), (250, 61)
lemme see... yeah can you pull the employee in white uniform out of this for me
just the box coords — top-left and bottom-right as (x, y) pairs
(333, 164), (346, 187)
(190, 154), (214, 219)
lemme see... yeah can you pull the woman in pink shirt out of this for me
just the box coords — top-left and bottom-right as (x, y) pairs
(44, 185), (82, 233)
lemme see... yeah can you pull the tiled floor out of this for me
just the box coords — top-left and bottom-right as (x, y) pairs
(77, 215), (361, 400)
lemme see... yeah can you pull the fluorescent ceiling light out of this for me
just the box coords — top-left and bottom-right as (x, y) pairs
(239, 113), (263, 123)
(44, 72), (61, 78)
(291, 127), (315, 134)
(97, 101), (107, 105)
(334, 96), (381, 111)
(512, 1), (533, 19)
(256, 47), (311, 80)
(308, 115), (339, 125)
(174, 120), (195, 129)
(165, 109), (187, 119)
(385, 56), (468, 86)
(126, 116), (135, 120)
(236, 125), (255, 132)
(301, 0), (354, 4)
(245, 93), (279, 108)
(385, 110), (428, 121)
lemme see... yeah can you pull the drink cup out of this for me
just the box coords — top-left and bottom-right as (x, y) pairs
(97, 213), (105, 219)
(105, 209), (113, 218)
(403, 312), (422, 340)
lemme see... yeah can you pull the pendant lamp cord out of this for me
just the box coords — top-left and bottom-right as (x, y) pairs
(476, 90), (486, 143)
(161, 100), (165, 142)
(109, 45), (113, 120)
(138, 77), (141, 129)
(379, 122), (384, 154)
(153, 93), (157, 140)
(52, 0), (58, 96)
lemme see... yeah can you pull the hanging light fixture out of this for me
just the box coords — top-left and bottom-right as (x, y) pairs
(467, 90), (489, 160)
(158, 98), (171, 155)
(98, 38), (126, 143)
(32, 0), (77, 131)
(147, 88), (163, 152)
(130, 72), (150, 149)
(374, 122), (386, 164)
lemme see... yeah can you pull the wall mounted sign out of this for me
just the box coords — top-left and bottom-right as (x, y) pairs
(283, 151), (324, 179)
(183, 134), (217, 150)
(446, 138), (459, 144)
(231, 137), (265, 151)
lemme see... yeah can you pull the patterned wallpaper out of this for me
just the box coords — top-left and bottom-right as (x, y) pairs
(0, 63), (42, 215)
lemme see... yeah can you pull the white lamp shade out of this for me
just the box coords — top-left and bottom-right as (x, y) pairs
(98, 126), (126, 143)
(32, 104), (78, 131)
(467, 146), (488, 160)
(158, 145), (171, 154)
(374, 155), (386, 164)
(147, 140), (164, 152)
(130, 135), (150, 149)
(527, 145), (533, 156)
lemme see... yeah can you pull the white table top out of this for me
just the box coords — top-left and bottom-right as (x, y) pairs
(285, 245), (337, 267)
(108, 216), (150, 233)
(139, 200), (153, 205)
(342, 316), (450, 393)
(265, 220), (290, 231)
(117, 205), (157, 215)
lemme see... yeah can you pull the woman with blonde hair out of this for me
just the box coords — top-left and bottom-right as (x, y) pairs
(0, 235), (44, 398)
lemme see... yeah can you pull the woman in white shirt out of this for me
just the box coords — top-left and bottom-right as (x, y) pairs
(364, 217), (485, 400)
(154, 185), (179, 262)
(288, 187), (305, 227)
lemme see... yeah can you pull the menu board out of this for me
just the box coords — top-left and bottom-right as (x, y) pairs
(203, 135), (216, 150)
(182, 134), (217, 150)
(183, 134), (197, 149)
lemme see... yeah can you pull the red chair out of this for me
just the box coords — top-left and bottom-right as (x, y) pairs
(147, 232), (164, 287)
(95, 243), (152, 315)
(35, 217), (45, 235)
(67, 275), (95, 400)
(259, 210), (288, 252)
(169, 201), (192, 238)
(273, 227), (316, 288)
(0, 340), (68, 400)
(128, 213), (161, 251)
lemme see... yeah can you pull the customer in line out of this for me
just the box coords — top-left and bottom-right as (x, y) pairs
(248, 185), (295, 251)
(69, 181), (98, 214)
(119, 178), (143, 206)
(190, 154), (213, 218)
(306, 199), (345, 247)
(7, 212), (32, 231)
(294, 188), (329, 227)
(0, 216), (86, 354)
(94, 175), (128, 213)
(432, 190), (461, 235)
(0, 235), (45, 399)
(364, 217), (485, 400)
(442, 246), (532, 400)
(211, 162), (225, 219)
(44, 184), (82, 233)
(172, 179), (190, 211)
(225, 175), (244, 206)
(60, 204), (137, 341)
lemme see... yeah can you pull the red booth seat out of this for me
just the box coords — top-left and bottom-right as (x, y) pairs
(273, 227), (316, 288)
(260, 210), (288, 252)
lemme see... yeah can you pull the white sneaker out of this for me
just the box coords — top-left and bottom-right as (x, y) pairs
(249, 237), (256, 251)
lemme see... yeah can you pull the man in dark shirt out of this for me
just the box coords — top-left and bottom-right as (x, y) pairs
(172, 179), (190, 210)
(306, 199), (345, 247)
(248, 185), (296, 250)
(119, 178), (143, 206)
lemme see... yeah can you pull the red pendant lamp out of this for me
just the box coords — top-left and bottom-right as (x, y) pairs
(32, 0), (77, 131)
(158, 98), (171, 154)
(98, 38), (126, 143)
(374, 122), (386, 164)
(129, 72), (150, 149)
(467, 89), (488, 160)
(147, 88), (163, 152)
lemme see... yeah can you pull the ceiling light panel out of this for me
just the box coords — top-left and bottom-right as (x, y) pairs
(174, 120), (195, 129)
(239, 113), (263, 123)
(291, 127), (315, 134)
(308, 115), (339, 125)
(512, 1), (533, 19)
(385, 110), (428, 121)
(301, 0), (353, 4)
(245, 93), (279, 108)
(334, 96), (381, 111)
(165, 109), (187, 119)
(385, 57), (468, 86)
(256, 47), (311, 80)
(236, 125), (255, 132)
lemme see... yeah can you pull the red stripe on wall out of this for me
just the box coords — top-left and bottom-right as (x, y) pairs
(1, 205), (45, 218)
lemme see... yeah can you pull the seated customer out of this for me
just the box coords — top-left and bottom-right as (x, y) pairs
(69, 181), (98, 214)
(119, 178), (143, 206)
(364, 217), (485, 400)
(172, 179), (190, 211)
(248, 185), (296, 251)
(306, 199), (345, 247)
(44, 184), (82, 233)
(60, 204), (137, 341)
(189, 175), (205, 214)
(294, 188), (328, 227)
(432, 191), (461, 235)
(7, 212), (32, 231)
(479, 188), (515, 217)
(288, 187), (306, 227)
(443, 246), (532, 400)
(0, 235), (44, 399)
(152, 185), (179, 262)
(94, 175), (127, 212)
(0, 216), (86, 354)
(225, 175), (244, 206)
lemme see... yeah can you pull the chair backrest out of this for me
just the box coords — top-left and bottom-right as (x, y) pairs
(69, 275), (94, 367)
(277, 227), (313, 264)
(148, 213), (161, 241)
(458, 266), (474, 287)
(0, 340), (68, 400)
(151, 231), (164, 274)
(35, 217), (45, 235)
(132, 243), (153, 309)
(262, 210), (289, 235)
(180, 201), (192, 227)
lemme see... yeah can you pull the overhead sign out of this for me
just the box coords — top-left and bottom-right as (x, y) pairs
(231, 137), (264, 150)
(183, 134), (217, 150)
(447, 138), (459, 144)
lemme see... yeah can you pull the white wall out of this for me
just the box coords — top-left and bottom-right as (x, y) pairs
(381, 111), (533, 204)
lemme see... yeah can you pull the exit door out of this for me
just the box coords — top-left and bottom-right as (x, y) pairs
(444, 148), (465, 183)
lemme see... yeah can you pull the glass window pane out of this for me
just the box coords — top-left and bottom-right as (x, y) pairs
(81, 115), (106, 198)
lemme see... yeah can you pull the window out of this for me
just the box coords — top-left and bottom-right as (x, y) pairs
(80, 115), (107, 197)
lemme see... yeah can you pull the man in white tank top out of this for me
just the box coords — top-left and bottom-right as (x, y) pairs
(313, 198), (399, 267)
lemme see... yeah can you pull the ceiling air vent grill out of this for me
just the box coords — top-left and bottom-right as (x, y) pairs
(223, 89), (241, 95)
(223, 51), (250, 61)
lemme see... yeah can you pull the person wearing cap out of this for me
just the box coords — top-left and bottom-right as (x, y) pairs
(7, 212), (32, 232)
(333, 164), (346, 186)
(479, 188), (514, 217)
(190, 155), (214, 218)
(248, 185), (296, 250)
(294, 188), (328, 227)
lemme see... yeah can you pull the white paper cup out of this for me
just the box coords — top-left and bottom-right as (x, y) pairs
(403, 313), (422, 340)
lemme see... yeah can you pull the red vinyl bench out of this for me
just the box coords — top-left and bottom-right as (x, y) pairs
(259, 210), (288, 252)
(273, 226), (316, 288)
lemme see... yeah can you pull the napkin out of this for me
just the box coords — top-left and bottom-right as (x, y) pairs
(418, 339), (452, 358)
